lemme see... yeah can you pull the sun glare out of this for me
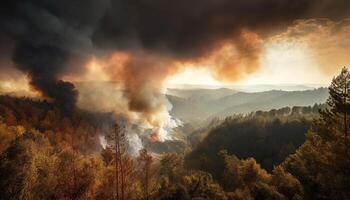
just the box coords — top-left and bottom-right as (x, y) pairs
(242, 42), (329, 85)
(166, 41), (331, 88)
(165, 67), (225, 87)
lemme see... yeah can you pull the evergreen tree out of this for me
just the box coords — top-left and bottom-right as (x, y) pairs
(283, 67), (350, 199)
(322, 67), (350, 136)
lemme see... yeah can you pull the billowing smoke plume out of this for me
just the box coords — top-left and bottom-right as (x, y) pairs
(1, 0), (350, 138)
(0, 0), (108, 110)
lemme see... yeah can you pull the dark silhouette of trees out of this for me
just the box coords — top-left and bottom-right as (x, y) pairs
(323, 67), (350, 136)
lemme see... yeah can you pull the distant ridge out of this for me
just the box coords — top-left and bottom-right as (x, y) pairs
(166, 83), (327, 92)
(168, 87), (329, 122)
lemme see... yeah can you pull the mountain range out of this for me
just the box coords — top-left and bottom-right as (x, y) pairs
(167, 87), (329, 122)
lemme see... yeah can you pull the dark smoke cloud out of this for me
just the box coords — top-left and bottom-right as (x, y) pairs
(1, 0), (350, 113)
(93, 0), (350, 59)
(0, 0), (108, 110)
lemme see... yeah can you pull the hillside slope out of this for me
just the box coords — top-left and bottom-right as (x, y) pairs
(185, 108), (321, 175)
(168, 88), (328, 122)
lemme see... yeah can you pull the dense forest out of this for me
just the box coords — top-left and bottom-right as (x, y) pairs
(0, 69), (350, 199)
(186, 104), (325, 172)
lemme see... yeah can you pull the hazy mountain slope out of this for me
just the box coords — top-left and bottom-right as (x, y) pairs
(167, 95), (211, 122)
(214, 88), (328, 118)
(168, 89), (287, 122)
(168, 87), (329, 122)
(205, 90), (287, 113)
(230, 84), (318, 92)
(167, 88), (236, 102)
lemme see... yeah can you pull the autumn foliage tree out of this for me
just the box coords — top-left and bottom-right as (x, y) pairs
(0, 130), (57, 200)
(138, 148), (154, 200)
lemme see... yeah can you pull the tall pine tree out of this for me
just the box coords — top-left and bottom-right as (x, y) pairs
(283, 67), (350, 199)
(320, 67), (350, 136)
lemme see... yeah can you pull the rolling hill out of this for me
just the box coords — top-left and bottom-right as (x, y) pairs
(168, 88), (329, 122)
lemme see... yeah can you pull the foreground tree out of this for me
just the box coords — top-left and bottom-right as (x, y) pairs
(0, 131), (57, 200)
(219, 150), (303, 200)
(283, 67), (350, 199)
(138, 148), (154, 200)
(109, 122), (126, 200)
(106, 122), (138, 200)
(155, 153), (227, 200)
(319, 67), (350, 136)
(54, 147), (104, 200)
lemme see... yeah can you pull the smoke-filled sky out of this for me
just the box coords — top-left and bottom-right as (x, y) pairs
(1, 0), (350, 128)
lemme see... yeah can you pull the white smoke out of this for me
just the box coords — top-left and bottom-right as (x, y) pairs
(77, 81), (183, 154)
(126, 132), (143, 155)
(99, 135), (107, 149)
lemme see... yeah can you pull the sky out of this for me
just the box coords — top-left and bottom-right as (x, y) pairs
(166, 40), (342, 87)
(165, 46), (327, 87)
